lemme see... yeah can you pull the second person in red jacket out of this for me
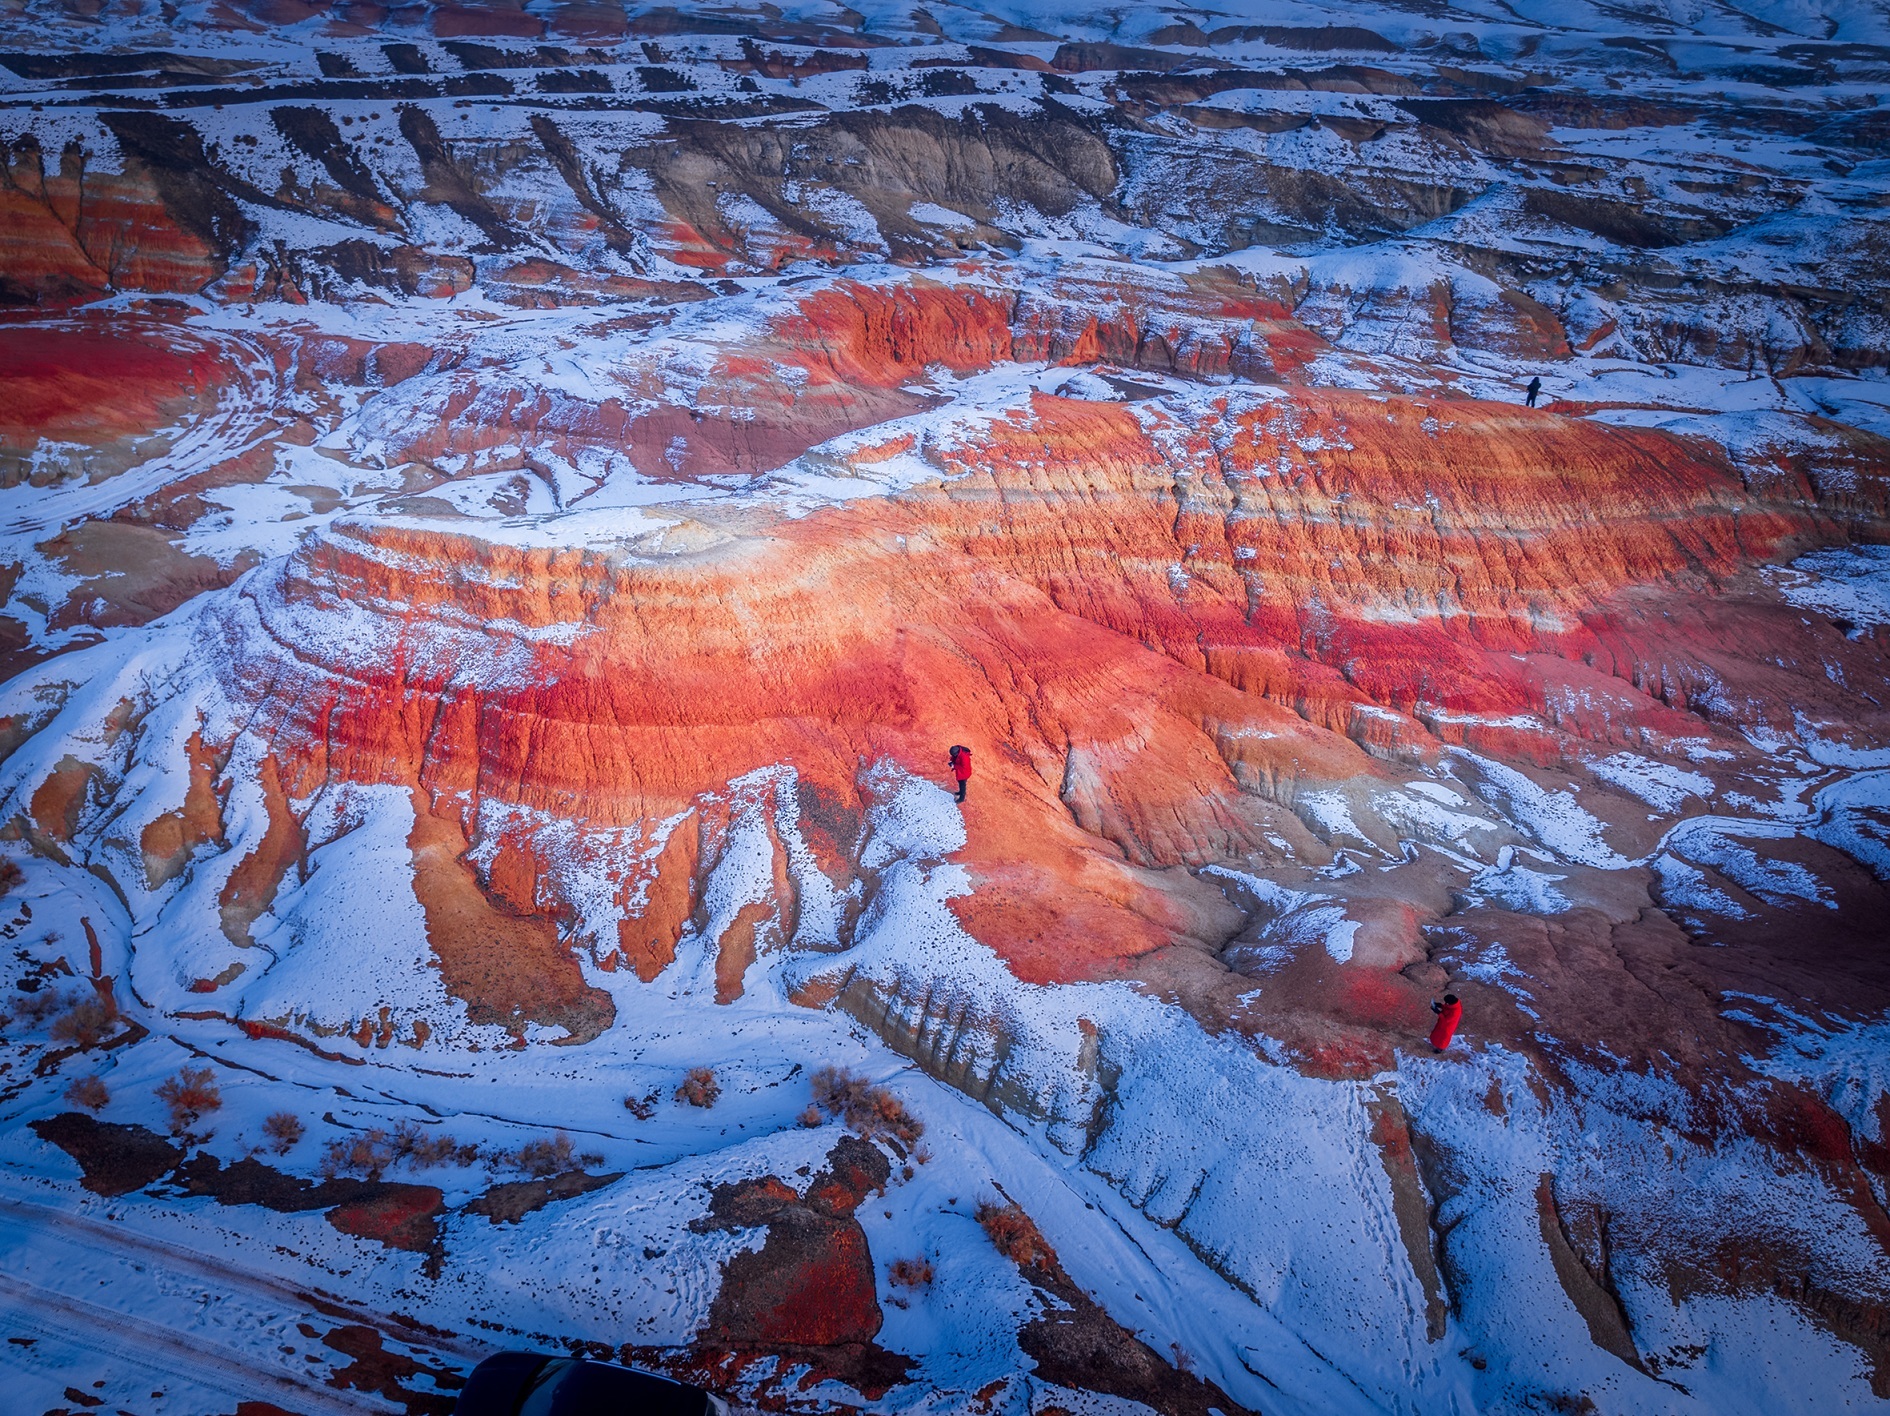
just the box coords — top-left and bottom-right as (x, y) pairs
(948, 744), (971, 803)
(1430, 994), (1462, 1052)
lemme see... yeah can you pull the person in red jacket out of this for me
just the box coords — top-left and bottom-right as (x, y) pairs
(1429, 994), (1462, 1052)
(948, 744), (971, 803)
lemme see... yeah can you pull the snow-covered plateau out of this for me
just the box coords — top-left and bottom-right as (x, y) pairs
(1, 0), (1889, 1413)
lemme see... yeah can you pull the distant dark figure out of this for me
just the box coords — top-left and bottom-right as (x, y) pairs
(1525, 376), (1542, 408)
(1430, 994), (1462, 1052)
(949, 744), (972, 803)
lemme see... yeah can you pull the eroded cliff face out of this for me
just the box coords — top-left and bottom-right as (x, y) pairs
(204, 384), (1877, 972)
(2, 2), (1889, 1415)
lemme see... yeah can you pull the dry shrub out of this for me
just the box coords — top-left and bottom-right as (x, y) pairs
(262, 1112), (305, 1155)
(810, 1064), (860, 1112)
(390, 1119), (478, 1169)
(49, 994), (118, 1051)
(511, 1133), (576, 1177)
(624, 1090), (658, 1120)
(888, 1256), (934, 1290)
(3, 987), (57, 1032)
(320, 1131), (394, 1181)
(156, 1066), (221, 1133)
(797, 1104), (823, 1128)
(0, 859), (23, 897)
(65, 1074), (109, 1112)
(493, 1132), (604, 1177)
(809, 1065), (923, 1145)
(976, 1201), (1054, 1271)
(676, 1067), (720, 1108)
(321, 1120), (477, 1179)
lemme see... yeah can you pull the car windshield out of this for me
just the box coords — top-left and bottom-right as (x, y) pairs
(516, 1357), (579, 1416)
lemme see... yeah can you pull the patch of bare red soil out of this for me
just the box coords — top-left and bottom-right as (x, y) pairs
(170, 1150), (447, 1255)
(0, 318), (226, 459)
(319, 1323), (461, 1416)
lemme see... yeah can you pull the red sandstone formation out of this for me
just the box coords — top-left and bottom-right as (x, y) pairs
(0, 141), (223, 304)
(186, 385), (1886, 1016)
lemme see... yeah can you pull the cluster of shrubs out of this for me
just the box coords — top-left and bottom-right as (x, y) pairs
(0, 859), (112, 1053)
(802, 1065), (925, 1146)
(72, 1061), (599, 1184)
(5, 986), (120, 1051)
(50, 994), (119, 1050)
(494, 1132), (605, 1178)
(316, 1122), (602, 1182)
(674, 1067), (720, 1108)
(64, 1065), (228, 1132)
(318, 1118), (478, 1181)
(888, 1256), (934, 1290)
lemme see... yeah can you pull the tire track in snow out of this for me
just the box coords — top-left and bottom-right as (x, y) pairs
(0, 1268), (394, 1416)
(0, 1187), (484, 1411)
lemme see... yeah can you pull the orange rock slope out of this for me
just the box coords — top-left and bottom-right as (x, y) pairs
(205, 384), (1889, 1005)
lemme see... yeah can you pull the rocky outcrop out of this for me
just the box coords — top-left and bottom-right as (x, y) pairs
(687, 1134), (908, 1395)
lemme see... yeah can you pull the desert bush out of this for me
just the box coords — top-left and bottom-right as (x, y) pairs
(388, 1118), (477, 1169)
(491, 1132), (603, 1177)
(156, 1066), (221, 1132)
(976, 1201), (1054, 1271)
(319, 1121), (476, 1179)
(675, 1067), (720, 1108)
(320, 1130), (394, 1181)
(624, 1090), (658, 1120)
(0, 859), (24, 897)
(809, 1065), (923, 1145)
(512, 1132), (575, 1177)
(888, 1256), (934, 1290)
(49, 993), (118, 1051)
(797, 1104), (823, 1128)
(262, 1112), (305, 1154)
(65, 1074), (109, 1112)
